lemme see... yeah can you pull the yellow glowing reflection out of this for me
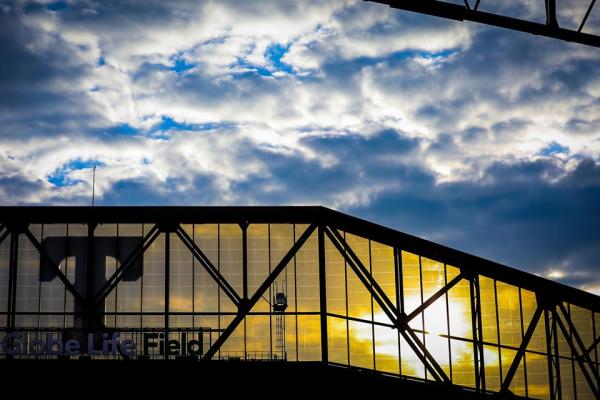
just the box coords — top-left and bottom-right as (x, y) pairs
(346, 295), (500, 372)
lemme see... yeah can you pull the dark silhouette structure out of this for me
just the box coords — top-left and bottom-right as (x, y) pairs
(366, 0), (600, 48)
(0, 206), (598, 399)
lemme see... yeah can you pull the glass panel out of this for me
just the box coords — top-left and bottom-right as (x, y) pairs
(447, 272), (472, 340)
(286, 314), (297, 362)
(575, 361), (595, 400)
(346, 258), (372, 320)
(556, 306), (576, 400)
(195, 315), (218, 354)
(374, 324), (399, 374)
(559, 355), (576, 400)
(247, 225), (269, 312)
(451, 338), (475, 387)
(297, 315), (320, 361)
(424, 298), (451, 379)
(496, 282), (522, 348)
(400, 335), (426, 379)
(346, 233), (370, 268)
(191, 224), (219, 313)
(371, 241), (395, 303)
(371, 241), (395, 326)
(508, 357), (527, 397)
(219, 224), (242, 315)
(115, 224), (144, 328)
(528, 309), (547, 354)
(401, 251), (421, 317)
(140, 230), (163, 328)
(327, 316), (348, 365)
(480, 276), (498, 344)
(295, 226), (318, 312)
(170, 234), (192, 328)
(421, 257), (445, 300)
(349, 319), (374, 369)
(521, 289), (537, 328)
(526, 352), (550, 400)
(219, 315), (244, 359)
(421, 259), (450, 378)
(15, 228), (41, 327)
(246, 315), (270, 358)
(38, 224), (67, 328)
(571, 305), (593, 352)
(484, 344), (502, 392)
(325, 236), (346, 316)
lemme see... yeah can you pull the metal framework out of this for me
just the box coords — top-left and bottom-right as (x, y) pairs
(366, 0), (600, 48)
(0, 206), (598, 399)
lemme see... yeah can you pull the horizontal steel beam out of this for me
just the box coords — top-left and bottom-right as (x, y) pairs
(0, 206), (598, 312)
(367, 0), (600, 48)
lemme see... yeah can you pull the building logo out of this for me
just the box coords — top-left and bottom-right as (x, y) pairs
(1, 331), (203, 358)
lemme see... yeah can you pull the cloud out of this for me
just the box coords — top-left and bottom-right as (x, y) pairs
(0, 0), (599, 293)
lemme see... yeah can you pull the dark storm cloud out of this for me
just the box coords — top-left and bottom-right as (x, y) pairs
(218, 129), (600, 293)
(348, 157), (600, 289)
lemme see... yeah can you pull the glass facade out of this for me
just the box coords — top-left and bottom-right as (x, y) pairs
(0, 209), (598, 400)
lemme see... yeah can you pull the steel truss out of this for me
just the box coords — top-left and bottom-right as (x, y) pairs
(0, 206), (599, 399)
(366, 0), (600, 48)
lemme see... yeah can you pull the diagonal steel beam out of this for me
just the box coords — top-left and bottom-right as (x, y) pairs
(585, 335), (600, 356)
(579, 0), (597, 32)
(0, 224), (8, 247)
(470, 274), (486, 392)
(554, 306), (600, 398)
(324, 227), (397, 322)
(327, 227), (398, 315)
(500, 306), (543, 393)
(93, 224), (161, 306)
(202, 223), (317, 361)
(397, 315), (447, 382)
(175, 225), (241, 306)
(23, 229), (87, 307)
(556, 303), (600, 393)
(407, 273), (463, 322)
(324, 226), (450, 383)
(544, 309), (562, 400)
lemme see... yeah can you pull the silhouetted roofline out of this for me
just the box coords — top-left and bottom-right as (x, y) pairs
(1, 206), (598, 312)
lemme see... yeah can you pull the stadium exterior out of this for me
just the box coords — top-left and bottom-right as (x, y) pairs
(0, 206), (598, 399)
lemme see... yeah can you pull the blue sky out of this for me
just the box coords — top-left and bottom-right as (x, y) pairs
(0, 0), (600, 294)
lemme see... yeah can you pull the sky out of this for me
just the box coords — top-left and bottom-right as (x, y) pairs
(0, 0), (599, 295)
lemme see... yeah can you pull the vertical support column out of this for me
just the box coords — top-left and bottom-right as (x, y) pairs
(545, 307), (562, 400)
(394, 247), (403, 374)
(318, 225), (328, 364)
(85, 222), (97, 329)
(164, 231), (170, 360)
(241, 222), (249, 300)
(7, 232), (19, 331)
(546, 0), (559, 27)
(240, 221), (249, 359)
(469, 273), (486, 392)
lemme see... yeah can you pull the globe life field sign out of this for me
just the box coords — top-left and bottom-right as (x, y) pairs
(1, 331), (203, 358)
